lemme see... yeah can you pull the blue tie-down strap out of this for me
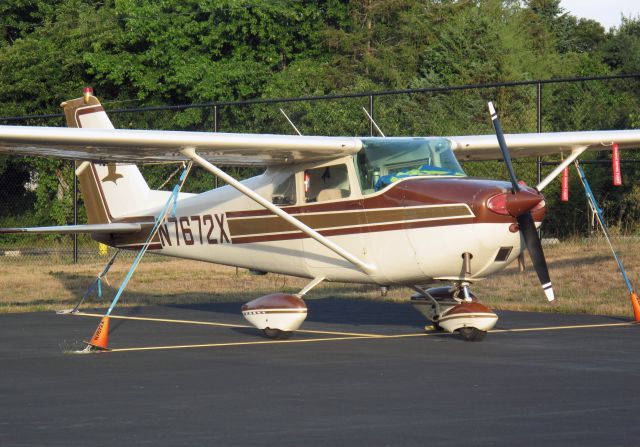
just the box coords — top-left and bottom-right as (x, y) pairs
(106, 165), (188, 316)
(171, 183), (180, 217)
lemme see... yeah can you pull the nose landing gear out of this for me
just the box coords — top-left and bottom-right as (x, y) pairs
(411, 285), (498, 342)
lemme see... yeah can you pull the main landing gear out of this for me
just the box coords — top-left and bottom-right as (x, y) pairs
(241, 293), (308, 339)
(241, 277), (325, 339)
(411, 285), (498, 342)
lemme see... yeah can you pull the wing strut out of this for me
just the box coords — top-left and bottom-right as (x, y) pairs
(180, 148), (377, 276)
(536, 146), (587, 192)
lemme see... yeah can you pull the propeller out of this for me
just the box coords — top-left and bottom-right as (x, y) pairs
(488, 102), (555, 302)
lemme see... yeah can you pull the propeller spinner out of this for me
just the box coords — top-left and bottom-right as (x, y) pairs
(488, 102), (555, 302)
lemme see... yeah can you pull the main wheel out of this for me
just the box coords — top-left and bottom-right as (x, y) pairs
(262, 328), (293, 340)
(458, 327), (487, 342)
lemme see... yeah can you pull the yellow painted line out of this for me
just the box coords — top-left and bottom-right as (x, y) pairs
(107, 332), (446, 353)
(72, 312), (637, 336)
(89, 320), (639, 354)
(70, 312), (381, 338)
(490, 321), (637, 333)
(109, 335), (387, 352)
(69, 312), (638, 354)
(376, 322), (637, 340)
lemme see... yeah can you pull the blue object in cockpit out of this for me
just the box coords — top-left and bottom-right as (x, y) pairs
(374, 164), (461, 191)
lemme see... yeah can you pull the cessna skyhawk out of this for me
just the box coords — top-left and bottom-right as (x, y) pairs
(1, 89), (639, 343)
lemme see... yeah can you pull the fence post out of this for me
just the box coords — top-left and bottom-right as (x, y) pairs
(369, 95), (374, 136)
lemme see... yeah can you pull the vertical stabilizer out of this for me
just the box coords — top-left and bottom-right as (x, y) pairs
(61, 89), (152, 223)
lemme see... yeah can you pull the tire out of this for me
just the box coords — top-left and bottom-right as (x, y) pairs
(262, 328), (293, 340)
(458, 327), (487, 342)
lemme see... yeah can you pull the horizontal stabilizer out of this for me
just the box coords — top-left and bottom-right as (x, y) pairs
(0, 222), (152, 234)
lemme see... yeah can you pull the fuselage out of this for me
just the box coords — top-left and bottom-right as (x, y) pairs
(96, 171), (545, 287)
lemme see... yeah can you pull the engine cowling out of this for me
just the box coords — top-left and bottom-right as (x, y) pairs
(241, 293), (308, 332)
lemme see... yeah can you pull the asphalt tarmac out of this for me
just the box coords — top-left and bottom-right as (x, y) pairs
(1, 298), (639, 446)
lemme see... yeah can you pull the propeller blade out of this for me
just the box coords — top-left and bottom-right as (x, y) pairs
(517, 212), (555, 302)
(487, 101), (554, 302)
(487, 102), (520, 193)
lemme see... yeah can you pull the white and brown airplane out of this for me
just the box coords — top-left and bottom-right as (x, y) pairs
(1, 88), (640, 343)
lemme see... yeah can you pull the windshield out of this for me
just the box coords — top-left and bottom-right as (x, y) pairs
(356, 137), (465, 194)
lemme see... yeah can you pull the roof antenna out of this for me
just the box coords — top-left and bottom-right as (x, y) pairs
(362, 107), (385, 137)
(279, 108), (302, 136)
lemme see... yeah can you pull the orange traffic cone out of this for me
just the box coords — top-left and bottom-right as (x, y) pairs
(630, 292), (640, 323)
(87, 316), (110, 350)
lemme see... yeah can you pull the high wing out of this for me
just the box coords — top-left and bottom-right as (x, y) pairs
(1, 125), (640, 165)
(448, 129), (640, 161)
(0, 125), (362, 165)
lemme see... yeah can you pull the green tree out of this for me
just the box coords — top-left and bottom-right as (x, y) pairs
(601, 18), (640, 73)
(85, 1), (327, 110)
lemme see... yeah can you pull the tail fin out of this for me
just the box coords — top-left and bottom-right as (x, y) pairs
(61, 90), (153, 223)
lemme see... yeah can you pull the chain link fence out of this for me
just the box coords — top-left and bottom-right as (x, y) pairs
(2, 74), (640, 264)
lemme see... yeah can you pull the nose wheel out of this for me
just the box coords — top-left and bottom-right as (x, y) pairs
(411, 286), (498, 342)
(458, 326), (487, 342)
(262, 328), (293, 340)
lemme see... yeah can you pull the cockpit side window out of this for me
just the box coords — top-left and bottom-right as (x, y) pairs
(356, 138), (466, 194)
(272, 175), (296, 205)
(304, 164), (351, 203)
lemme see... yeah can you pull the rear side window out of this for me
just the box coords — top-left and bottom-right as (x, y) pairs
(304, 164), (351, 203)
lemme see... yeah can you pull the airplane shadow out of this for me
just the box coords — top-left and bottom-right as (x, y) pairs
(48, 272), (427, 330)
(168, 298), (427, 328)
(44, 250), (627, 334)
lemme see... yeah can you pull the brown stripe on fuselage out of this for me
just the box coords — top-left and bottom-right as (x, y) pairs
(227, 177), (545, 244)
(228, 209), (365, 236)
(230, 217), (476, 244)
(227, 204), (473, 238)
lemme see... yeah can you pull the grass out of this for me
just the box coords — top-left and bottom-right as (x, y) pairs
(0, 237), (639, 318)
